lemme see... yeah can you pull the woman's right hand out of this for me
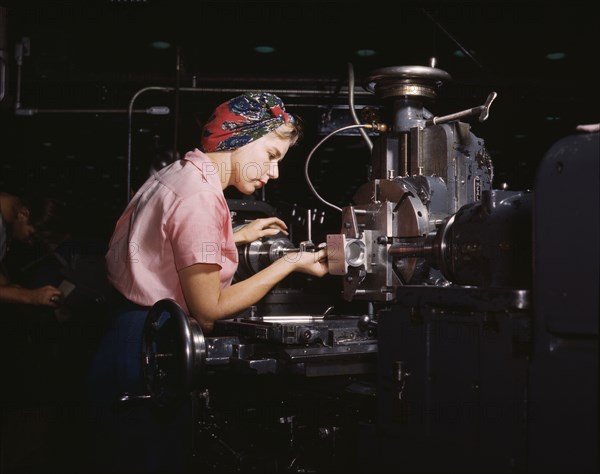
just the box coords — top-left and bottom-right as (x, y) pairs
(285, 248), (329, 277)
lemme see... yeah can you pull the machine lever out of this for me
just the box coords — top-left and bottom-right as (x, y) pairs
(427, 91), (497, 125)
(358, 314), (378, 330)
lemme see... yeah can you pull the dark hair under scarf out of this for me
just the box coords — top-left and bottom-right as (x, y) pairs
(199, 92), (295, 152)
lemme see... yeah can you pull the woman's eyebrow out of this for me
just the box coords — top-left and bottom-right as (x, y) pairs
(269, 147), (283, 158)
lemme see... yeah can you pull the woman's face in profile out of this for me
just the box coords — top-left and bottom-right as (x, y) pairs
(229, 128), (291, 195)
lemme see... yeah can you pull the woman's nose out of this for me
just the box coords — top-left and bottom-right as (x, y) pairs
(267, 162), (279, 180)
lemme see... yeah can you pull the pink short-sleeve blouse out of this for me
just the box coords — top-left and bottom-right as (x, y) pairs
(105, 149), (238, 313)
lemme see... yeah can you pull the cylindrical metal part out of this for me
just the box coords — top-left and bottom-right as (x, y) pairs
(236, 234), (296, 280)
(388, 238), (429, 258)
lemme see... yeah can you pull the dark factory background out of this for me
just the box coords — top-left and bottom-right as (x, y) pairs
(0, 1), (598, 473)
(1, 0), (597, 241)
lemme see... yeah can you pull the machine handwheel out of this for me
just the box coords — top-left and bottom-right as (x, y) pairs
(141, 298), (206, 407)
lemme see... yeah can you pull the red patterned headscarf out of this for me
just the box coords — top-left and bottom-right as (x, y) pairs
(200, 92), (295, 153)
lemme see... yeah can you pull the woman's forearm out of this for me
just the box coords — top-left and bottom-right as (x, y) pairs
(180, 249), (326, 332)
(218, 257), (294, 315)
(179, 258), (295, 331)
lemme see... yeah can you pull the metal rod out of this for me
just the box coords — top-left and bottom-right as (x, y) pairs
(127, 87), (173, 203)
(388, 243), (427, 258)
(387, 236), (430, 258)
(421, 8), (486, 71)
(17, 108), (155, 114)
(173, 46), (181, 160)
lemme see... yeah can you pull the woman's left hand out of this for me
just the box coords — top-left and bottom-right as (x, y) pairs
(234, 217), (288, 245)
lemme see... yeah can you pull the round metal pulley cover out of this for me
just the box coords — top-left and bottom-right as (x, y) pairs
(141, 298), (205, 407)
(364, 65), (452, 100)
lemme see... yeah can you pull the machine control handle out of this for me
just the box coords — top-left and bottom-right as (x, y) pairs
(427, 91), (497, 125)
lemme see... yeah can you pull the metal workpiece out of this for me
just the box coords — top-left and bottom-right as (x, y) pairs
(236, 235), (297, 280)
